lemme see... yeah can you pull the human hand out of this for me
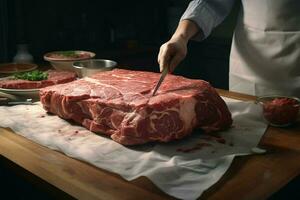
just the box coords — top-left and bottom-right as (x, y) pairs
(157, 35), (188, 73)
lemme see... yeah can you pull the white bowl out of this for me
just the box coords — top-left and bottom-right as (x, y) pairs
(73, 59), (117, 77)
(44, 50), (95, 72)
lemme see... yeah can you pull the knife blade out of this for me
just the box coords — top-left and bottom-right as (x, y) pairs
(0, 97), (34, 106)
(152, 67), (168, 96)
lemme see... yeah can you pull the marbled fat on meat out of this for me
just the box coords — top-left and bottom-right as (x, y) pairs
(39, 69), (232, 145)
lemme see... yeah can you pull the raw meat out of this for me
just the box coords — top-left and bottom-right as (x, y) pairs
(0, 70), (77, 89)
(40, 69), (232, 145)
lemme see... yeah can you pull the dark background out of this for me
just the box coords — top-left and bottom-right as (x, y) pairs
(0, 0), (239, 89)
(1, 0), (299, 199)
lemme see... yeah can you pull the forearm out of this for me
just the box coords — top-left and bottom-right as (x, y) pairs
(180, 0), (236, 40)
(171, 20), (202, 44)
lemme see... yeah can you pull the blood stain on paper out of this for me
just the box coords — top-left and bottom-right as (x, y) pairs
(177, 142), (212, 153)
(176, 133), (229, 153)
(202, 134), (227, 144)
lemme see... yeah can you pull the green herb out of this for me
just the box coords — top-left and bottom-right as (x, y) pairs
(58, 51), (77, 57)
(14, 70), (48, 81)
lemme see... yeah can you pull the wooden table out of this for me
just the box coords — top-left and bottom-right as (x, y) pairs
(0, 89), (299, 200)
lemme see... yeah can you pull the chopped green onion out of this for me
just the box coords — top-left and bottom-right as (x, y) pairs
(58, 51), (77, 57)
(14, 70), (48, 81)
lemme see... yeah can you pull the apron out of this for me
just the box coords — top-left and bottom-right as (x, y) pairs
(229, 0), (300, 97)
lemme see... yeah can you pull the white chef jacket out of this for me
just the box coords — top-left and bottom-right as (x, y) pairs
(181, 0), (300, 97)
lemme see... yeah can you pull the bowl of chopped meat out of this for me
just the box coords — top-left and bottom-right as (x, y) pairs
(44, 50), (95, 72)
(256, 95), (300, 127)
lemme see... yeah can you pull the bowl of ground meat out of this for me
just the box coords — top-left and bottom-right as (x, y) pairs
(256, 95), (300, 127)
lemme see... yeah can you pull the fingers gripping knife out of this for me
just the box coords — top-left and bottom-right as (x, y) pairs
(152, 67), (168, 96)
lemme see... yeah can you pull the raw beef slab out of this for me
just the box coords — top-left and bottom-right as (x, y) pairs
(0, 70), (77, 89)
(40, 69), (232, 145)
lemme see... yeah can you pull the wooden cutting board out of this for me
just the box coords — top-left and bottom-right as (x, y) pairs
(0, 89), (299, 199)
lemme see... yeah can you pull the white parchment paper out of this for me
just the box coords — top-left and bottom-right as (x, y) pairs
(0, 98), (267, 200)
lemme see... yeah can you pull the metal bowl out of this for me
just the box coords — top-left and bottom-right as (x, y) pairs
(73, 59), (117, 77)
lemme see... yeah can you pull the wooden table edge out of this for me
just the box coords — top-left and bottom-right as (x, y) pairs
(0, 89), (299, 200)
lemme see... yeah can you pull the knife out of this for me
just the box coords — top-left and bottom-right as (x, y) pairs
(0, 97), (34, 106)
(152, 66), (169, 96)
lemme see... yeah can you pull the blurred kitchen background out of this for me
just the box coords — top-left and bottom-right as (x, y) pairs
(0, 0), (240, 89)
(1, 1), (300, 199)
